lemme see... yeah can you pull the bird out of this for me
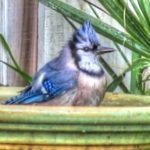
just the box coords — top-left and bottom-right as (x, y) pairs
(5, 21), (114, 106)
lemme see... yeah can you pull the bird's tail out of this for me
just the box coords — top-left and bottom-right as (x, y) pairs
(4, 91), (48, 104)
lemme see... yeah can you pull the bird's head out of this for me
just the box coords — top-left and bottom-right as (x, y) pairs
(69, 21), (114, 75)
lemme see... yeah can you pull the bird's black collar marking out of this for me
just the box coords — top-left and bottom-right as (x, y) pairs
(79, 67), (104, 77)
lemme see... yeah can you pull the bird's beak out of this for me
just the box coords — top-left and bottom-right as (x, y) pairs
(97, 46), (115, 55)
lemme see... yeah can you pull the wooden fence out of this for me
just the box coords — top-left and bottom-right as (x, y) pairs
(0, 0), (131, 92)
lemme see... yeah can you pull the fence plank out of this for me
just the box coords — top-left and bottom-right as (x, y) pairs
(0, 0), (132, 91)
(0, 0), (24, 86)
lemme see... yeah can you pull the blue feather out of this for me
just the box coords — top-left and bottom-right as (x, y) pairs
(5, 77), (77, 104)
(5, 89), (48, 104)
(42, 79), (76, 98)
(74, 21), (100, 46)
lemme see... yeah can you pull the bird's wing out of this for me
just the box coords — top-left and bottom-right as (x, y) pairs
(5, 70), (77, 104)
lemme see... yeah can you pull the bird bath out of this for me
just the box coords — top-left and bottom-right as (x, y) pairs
(0, 87), (150, 150)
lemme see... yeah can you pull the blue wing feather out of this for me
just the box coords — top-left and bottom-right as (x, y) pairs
(5, 57), (77, 105)
(5, 74), (77, 104)
(5, 88), (48, 104)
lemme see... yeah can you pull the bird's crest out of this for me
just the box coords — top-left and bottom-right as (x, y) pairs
(74, 21), (100, 46)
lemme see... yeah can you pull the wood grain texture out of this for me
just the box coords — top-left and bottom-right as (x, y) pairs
(20, 0), (38, 77)
(0, 0), (8, 86)
(38, 0), (131, 92)
(0, 0), (38, 86)
(0, 0), (24, 86)
(38, 0), (77, 69)
(0, 0), (145, 92)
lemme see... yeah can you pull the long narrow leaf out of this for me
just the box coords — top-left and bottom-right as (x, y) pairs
(99, 0), (144, 46)
(100, 58), (129, 93)
(130, 52), (141, 94)
(130, 0), (150, 34)
(114, 42), (131, 68)
(108, 58), (150, 91)
(40, 0), (150, 57)
(99, 0), (150, 48)
(0, 34), (21, 69)
(61, 8), (129, 93)
(88, 3), (100, 19)
(117, 0), (150, 46)
(138, 0), (150, 27)
(0, 60), (32, 84)
(119, 0), (150, 46)
(63, 15), (77, 30)
(107, 75), (125, 91)
(86, 3), (129, 93)
(84, 0), (110, 16)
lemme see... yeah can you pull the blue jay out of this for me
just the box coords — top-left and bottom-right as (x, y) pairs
(5, 21), (114, 106)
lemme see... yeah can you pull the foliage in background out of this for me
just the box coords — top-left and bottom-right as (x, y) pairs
(0, 0), (150, 95)
(0, 34), (32, 84)
(40, 0), (150, 95)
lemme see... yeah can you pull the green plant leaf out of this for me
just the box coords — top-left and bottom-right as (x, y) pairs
(101, 57), (129, 93)
(114, 42), (131, 68)
(0, 34), (32, 84)
(40, 0), (150, 57)
(130, 0), (150, 34)
(0, 34), (21, 69)
(99, 0), (150, 48)
(108, 58), (150, 91)
(40, 0), (150, 94)
(138, 0), (150, 27)
(62, 12), (129, 93)
(0, 60), (32, 84)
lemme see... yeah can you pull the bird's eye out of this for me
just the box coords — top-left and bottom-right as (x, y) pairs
(83, 47), (90, 52)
